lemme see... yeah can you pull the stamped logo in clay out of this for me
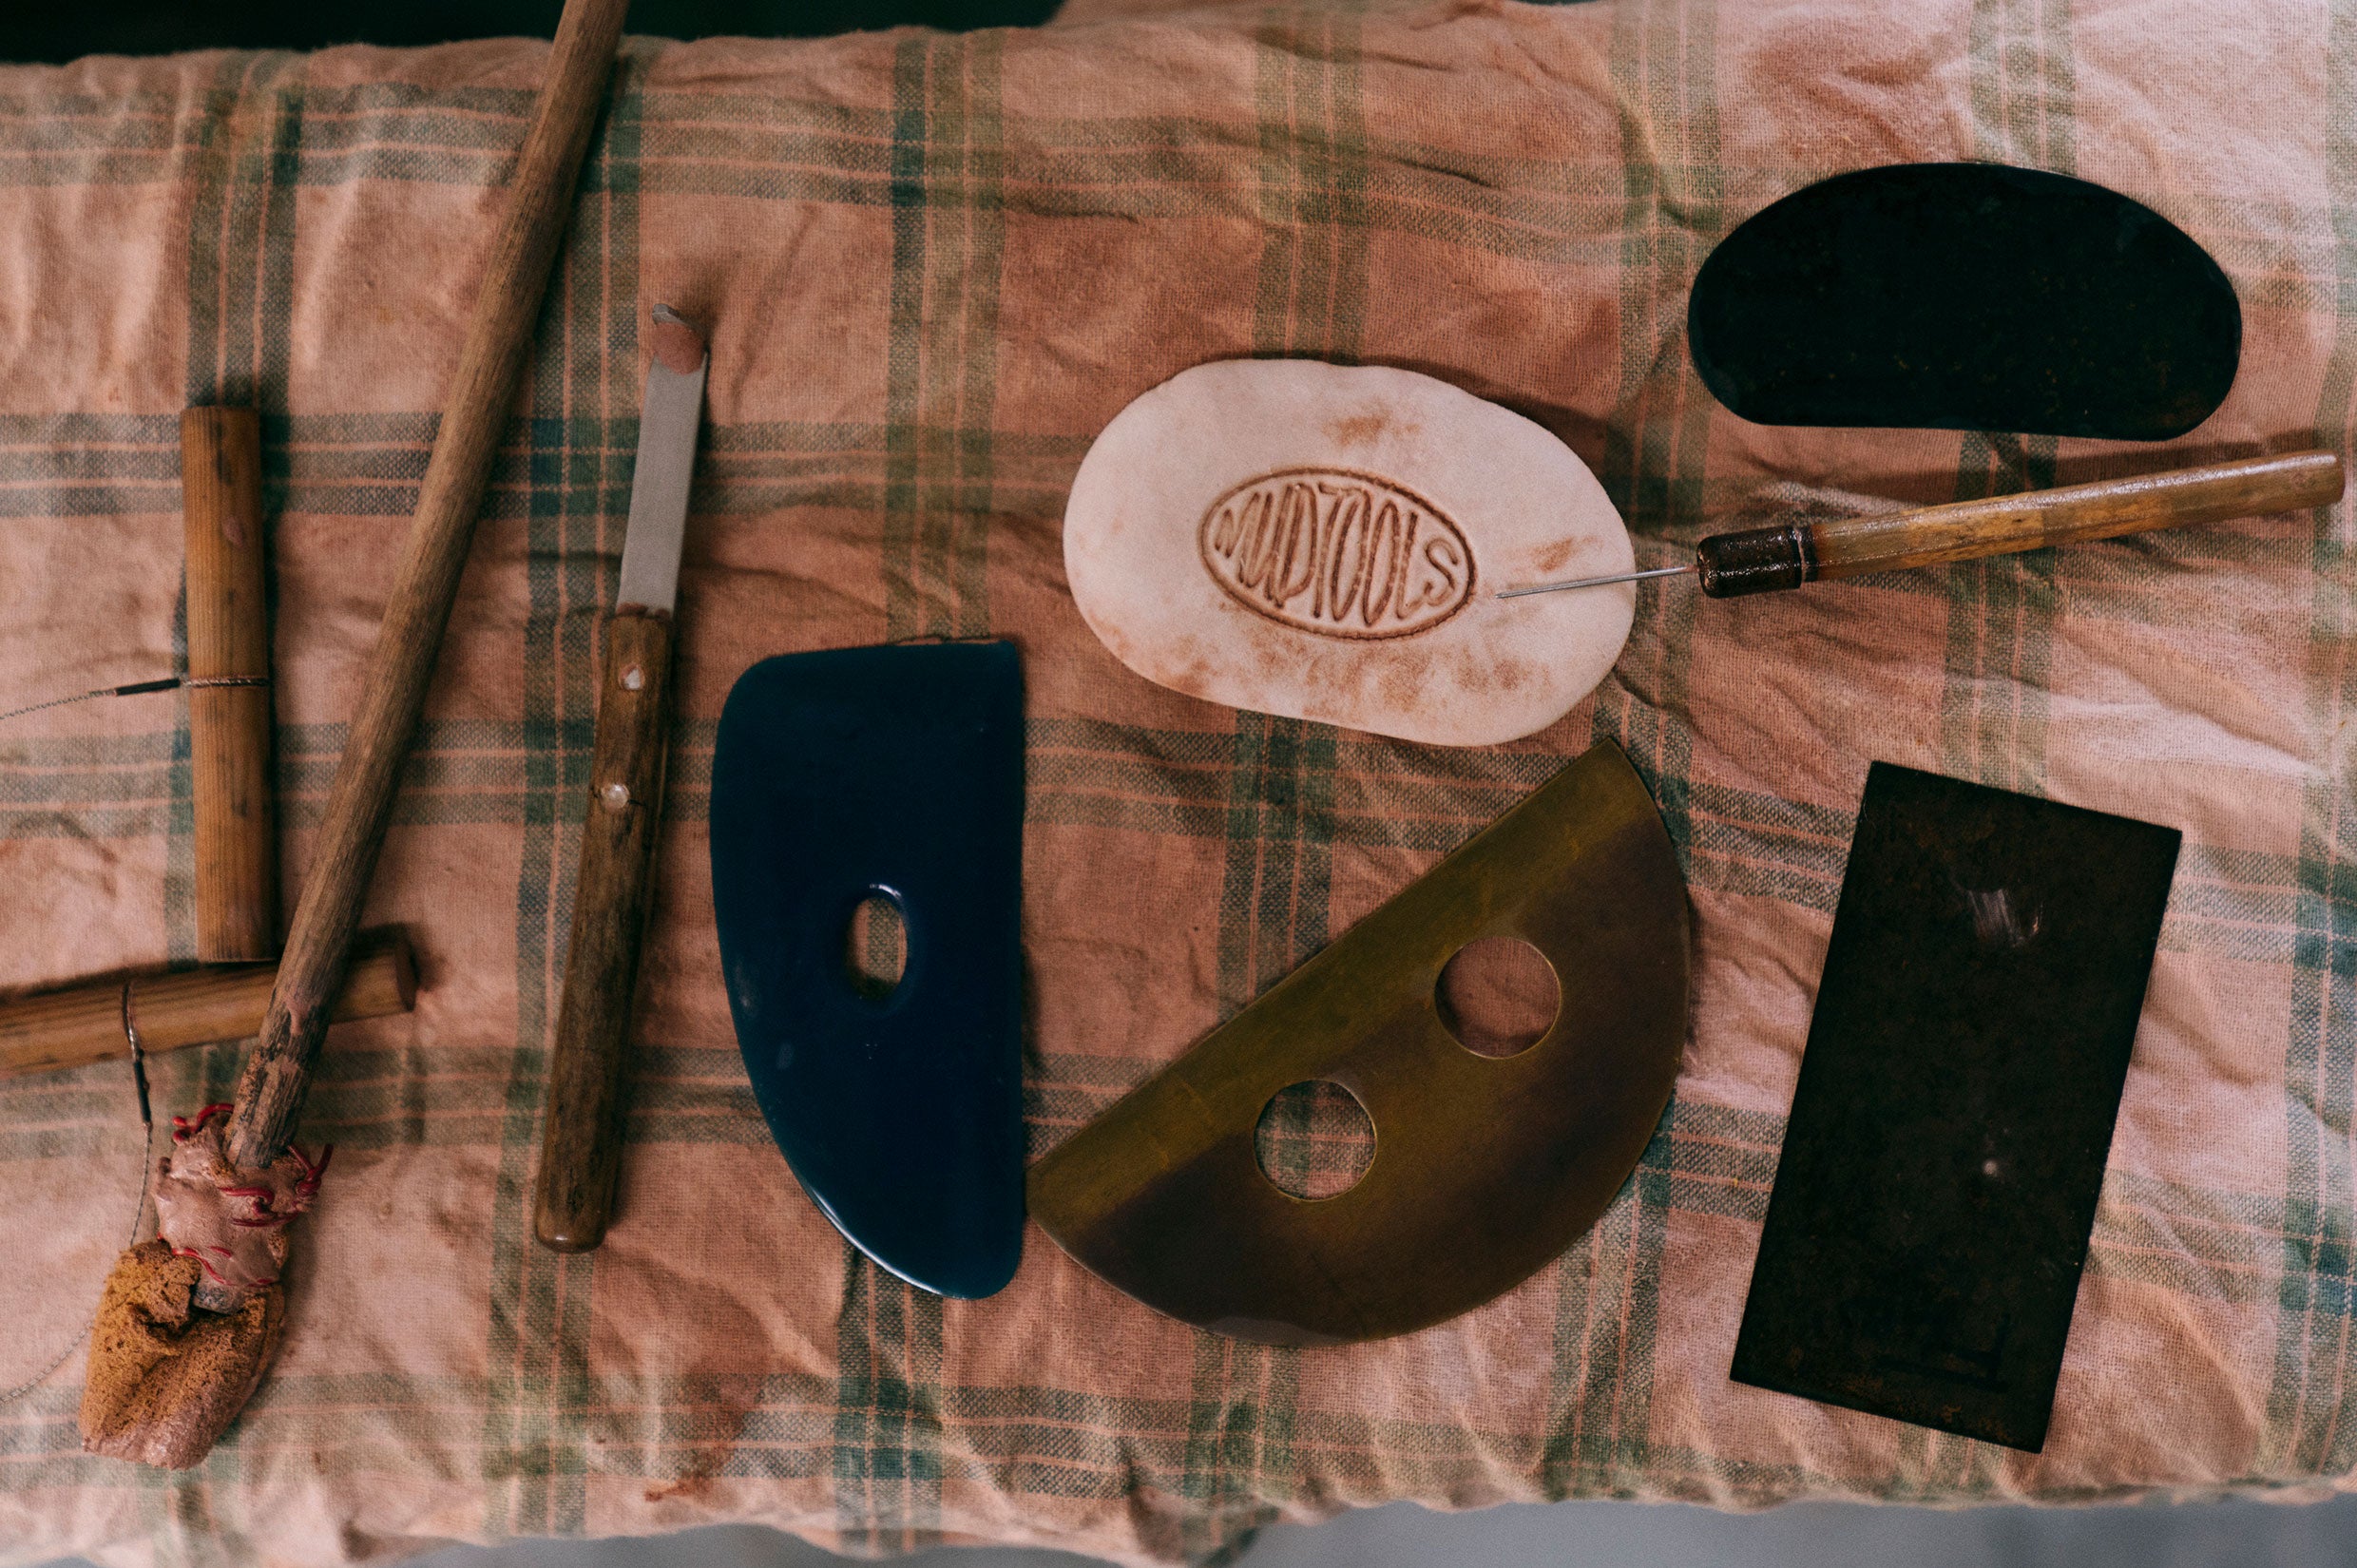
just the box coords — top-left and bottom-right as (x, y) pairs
(1198, 468), (1474, 640)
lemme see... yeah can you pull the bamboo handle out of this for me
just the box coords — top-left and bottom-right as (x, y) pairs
(183, 408), (278, 963)
(532, 608), (674, 1252)
(0, 929), (413, 1080)
(1696, 450), (2347, 596)
(225, 0), (629, 1175)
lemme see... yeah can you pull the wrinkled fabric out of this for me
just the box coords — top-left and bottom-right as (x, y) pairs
(0, 2), (2350, 1563)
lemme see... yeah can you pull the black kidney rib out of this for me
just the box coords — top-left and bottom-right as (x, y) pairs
(1687, 163), (2241, 441)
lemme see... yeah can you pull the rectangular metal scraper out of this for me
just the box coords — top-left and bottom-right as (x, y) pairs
(1731, 762), (2180, 1451)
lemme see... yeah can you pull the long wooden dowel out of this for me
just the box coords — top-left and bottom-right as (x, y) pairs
(0, 929), (414, 1080)
(183, 407), (278, 963)
(225, 0), (630, 1174)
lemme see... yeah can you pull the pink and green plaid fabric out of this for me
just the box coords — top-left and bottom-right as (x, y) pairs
(0, 0), (2350, 1561)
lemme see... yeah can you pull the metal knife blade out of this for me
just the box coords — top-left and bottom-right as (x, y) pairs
(530, 302), (706, 1253)
(614, 303), (707, 613)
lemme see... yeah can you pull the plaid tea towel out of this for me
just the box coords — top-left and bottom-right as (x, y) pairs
(0, 0), (2350, 1561)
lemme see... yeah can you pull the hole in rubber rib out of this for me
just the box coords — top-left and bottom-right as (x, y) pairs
(843, 892), (907, 1003)
(1436, 936), (1560, 1058)
(1254, 1080), (1375, 1200)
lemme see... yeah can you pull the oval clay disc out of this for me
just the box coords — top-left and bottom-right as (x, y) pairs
(1063, 360), (1635, 749)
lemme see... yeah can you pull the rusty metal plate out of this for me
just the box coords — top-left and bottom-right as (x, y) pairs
(1027, 739), (1691, 1346)
(1730, 762), (2181, 1451)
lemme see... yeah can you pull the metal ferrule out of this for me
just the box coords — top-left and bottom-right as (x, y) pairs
(1696, 521), (1817, 598)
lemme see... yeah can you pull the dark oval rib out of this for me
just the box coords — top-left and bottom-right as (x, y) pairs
(1687, 163), (2241, 440)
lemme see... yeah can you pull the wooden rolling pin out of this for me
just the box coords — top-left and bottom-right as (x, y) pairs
(0, 927), (412, 1080)
(183, 407), (278, 962)
(223, 0), (630, 1176)
(1501, 450), (2347, 599)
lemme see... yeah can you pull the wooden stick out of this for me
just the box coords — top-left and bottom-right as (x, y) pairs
(225, 0), (630, 1174)
(182, 407), (278, 963)
(0, 929), (414, 1080)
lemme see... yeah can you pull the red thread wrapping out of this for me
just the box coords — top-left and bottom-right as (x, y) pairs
(166, 1243), (278, 1291)
(215, 1142), (334, 1230)
(169, 1103), (234, 1143)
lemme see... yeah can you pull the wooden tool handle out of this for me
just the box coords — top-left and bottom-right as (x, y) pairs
(532, 608), (674, 1252)
(225, 0), (629, 1174)
(1695, 450), (2347, 597)
(0, 928), (413, 1080)
(182, 407), (278, 963)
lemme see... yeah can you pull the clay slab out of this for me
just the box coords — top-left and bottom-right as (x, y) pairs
(1064, 360), (1634, 748)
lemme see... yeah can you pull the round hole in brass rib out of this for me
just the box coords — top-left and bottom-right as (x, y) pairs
(1253, 1080), (1375, 1200)
(844, 892), (908, 1003)
(1436, 936), (1560, 1058)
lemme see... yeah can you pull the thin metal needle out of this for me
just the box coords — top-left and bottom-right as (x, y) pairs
(1495, 564), (1697, 600)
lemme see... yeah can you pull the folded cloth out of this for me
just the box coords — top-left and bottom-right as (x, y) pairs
(0, 1), (2349, 1562)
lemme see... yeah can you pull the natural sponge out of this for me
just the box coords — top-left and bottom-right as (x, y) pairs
(79, 1239), (284, 1469)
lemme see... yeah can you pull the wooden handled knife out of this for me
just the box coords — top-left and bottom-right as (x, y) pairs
(531, 304), (707, 1252)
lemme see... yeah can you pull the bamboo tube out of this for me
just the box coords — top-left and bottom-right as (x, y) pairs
(0, 928), (413, 1080)
(226, 0), (630, 1175)
(182, 407), (278, 962)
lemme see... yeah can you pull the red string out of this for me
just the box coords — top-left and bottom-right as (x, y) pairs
(169, 1102), (235, 1143)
